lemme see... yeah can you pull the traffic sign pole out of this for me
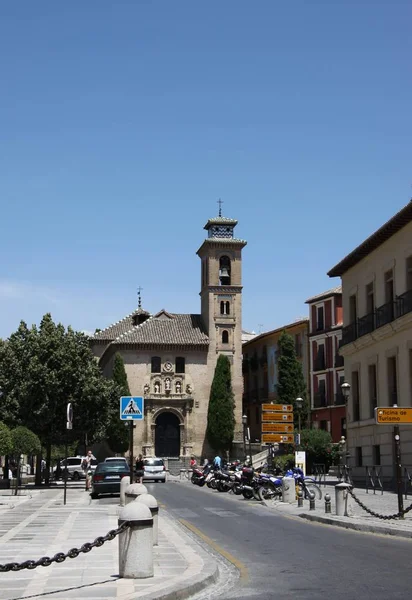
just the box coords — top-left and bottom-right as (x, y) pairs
(394, 425), (404, 517)
(64, 402), (73, 507)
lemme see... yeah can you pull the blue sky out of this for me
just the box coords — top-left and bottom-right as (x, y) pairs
(1, 1), (411, 338)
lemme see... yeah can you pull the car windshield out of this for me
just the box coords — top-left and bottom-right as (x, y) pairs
(144, 459), (164, 467)
(95, 463), (130, 473)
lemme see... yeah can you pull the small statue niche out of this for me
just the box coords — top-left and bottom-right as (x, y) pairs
(154, 381), (161, 393)
(165, 378), (171, 392)
(175, 380), (182, 394)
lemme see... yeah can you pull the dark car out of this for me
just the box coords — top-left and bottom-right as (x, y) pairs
(91, 462), (130, 499)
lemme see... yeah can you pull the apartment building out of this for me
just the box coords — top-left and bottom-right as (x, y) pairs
(242, 319), (309, 442)
(305, 287), (346, 442)
(328, 200), (412, 481)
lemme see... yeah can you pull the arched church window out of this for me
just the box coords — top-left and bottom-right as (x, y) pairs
(219, 256), (231, 286)
(151, 356), (161, 373)
(225, 301), (230, 315)
(222, 330), (229, 344)
(220, 301), (225, 315)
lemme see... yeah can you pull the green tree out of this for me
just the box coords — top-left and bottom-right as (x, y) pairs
(11, 426), (41, 495)
(206, 354), (235, 454)
(300, 428), (332, 472)
(112, 352), (131, 396)
(277, 331), (308, 427)
(107, 353), (130, 453)
(0, 314), (114, 484)
(0, 422), (12, 456)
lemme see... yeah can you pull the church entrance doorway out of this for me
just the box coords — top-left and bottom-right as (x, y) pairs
(155, 412), (180, 457)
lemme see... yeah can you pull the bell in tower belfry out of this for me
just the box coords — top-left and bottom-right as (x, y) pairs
(219, 256), (231, 285)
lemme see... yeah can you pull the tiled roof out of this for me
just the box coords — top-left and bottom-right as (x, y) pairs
(204, 217), (238, 228)
(92, 312), (138, 342)
(328, 200), (412, 278)
(92, 311), (209, 347)
(305, 286), (342, 304)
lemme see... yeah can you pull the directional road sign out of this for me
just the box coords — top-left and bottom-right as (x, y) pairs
(262, 433), (294, 444)
(262, 404), (293, 412)
(375, 407), (412, 424)
(261, 423), (294, 433)
(262, 412), (293, 422)
(120, 396), (144, 421)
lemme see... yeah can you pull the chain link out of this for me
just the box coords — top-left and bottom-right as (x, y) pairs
(348, 488), (412, 520)
(0, 521), (130, 573)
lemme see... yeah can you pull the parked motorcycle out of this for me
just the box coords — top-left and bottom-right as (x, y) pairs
(191, 463), (212, 487)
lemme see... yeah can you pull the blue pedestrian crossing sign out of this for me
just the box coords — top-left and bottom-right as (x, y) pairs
(120, 396), (144, 421)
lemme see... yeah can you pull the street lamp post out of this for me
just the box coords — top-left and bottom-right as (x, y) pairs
(340, 382), (351, 481)
(295, 397), (303, 447)
(242, 415), (247, 461)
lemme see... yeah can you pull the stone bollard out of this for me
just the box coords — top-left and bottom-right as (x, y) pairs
(309, 491), (316, 510)
(282, 476), (295, 503)
(118, 502), (153, 578)
(120, 476), (130, 507)
(335, 482), (354, 516)
(125, 483), (148, 505)
(324, 493), (332, 514)
(137, 494), (159, 546)
(297, 489), (304, 508)
(180, 469), (186, 481)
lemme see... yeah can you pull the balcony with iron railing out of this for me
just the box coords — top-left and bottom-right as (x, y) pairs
(313, 392), (327, 408)
(335, 392), (346, 405)
(340, 289), (412, 348)
(313, 356), (326, 372)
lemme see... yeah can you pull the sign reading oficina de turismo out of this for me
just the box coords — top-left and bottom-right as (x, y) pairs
(120, 396), (144, 421)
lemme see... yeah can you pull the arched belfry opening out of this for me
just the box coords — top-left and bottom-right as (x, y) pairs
(155, 412), (181, 457)
(219, 256), (231, 285)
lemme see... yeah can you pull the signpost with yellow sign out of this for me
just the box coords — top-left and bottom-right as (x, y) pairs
(375, 406), (410, 516)
(375, 407), (412, 424)
(262, 423), (294, 433)
(262, 433), (294, 444)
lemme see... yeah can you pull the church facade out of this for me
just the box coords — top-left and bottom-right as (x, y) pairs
(91, 214), (247, 460)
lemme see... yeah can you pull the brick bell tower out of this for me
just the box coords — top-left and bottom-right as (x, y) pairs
(196, 202), (247, 446)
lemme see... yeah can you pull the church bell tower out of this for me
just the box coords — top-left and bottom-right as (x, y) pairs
(196, 205), (247, 442)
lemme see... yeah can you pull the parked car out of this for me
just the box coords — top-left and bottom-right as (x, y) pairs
(53, 456), (98, 481)
(91, 462), (130, 498)
(104, 457), (128, 465)
(143, 457), (166, 483)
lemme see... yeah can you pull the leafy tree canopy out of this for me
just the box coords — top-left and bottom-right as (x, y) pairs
(206, 354), (235, 453)
(300, 428), (332, 470)
(0, 422), (13, 456)
(11, 426), (41, 456)
(277, 331), (308, 426)
(0, 314), (113, 447)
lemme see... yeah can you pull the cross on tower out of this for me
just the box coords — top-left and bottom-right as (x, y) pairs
(137, 286), (143, 309)
(217, 198), (224, 217)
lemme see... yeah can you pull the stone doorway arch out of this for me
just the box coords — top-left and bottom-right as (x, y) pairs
(154, 411), (181, 457)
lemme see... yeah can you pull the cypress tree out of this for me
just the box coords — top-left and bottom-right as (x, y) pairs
(277, 331), (308, 426)
(107, 352), (130, 453)
(112, 352), (131, 396)
(206, 354), (235, 453)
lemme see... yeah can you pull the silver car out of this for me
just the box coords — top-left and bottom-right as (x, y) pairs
(143, 458), (166, 483)
(53, 456), (98, 481)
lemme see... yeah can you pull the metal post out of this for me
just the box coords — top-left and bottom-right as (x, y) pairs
(298, 412), (301, 447)
(129, 421), (134, 483)
(394, 425), (404, 518)
(63, 433), (68, 506)
(248, 427), (252, 461)
(243, 423), (246, 460)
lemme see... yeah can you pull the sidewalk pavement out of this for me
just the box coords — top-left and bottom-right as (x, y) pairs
(263, 477), (412, 538)
(0, 488), (219, 600)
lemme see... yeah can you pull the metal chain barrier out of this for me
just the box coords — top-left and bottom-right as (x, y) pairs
(348, 488), (412, 520)
(0, 521), (131, 573)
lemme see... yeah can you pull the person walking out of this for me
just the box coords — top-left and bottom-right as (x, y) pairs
(135, 454), (144, 484)
(82, 450), (95, 491)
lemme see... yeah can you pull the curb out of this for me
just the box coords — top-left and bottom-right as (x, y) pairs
(299, 513), (412, 539)
(140, 519), (220, 600)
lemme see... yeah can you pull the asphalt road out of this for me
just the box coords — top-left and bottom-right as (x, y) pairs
(147, 480), (412, 600)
